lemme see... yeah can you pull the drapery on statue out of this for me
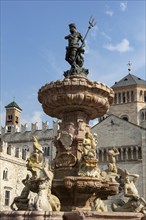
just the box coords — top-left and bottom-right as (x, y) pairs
(112, 170), (146, 214)
(64, 17), (96, 77)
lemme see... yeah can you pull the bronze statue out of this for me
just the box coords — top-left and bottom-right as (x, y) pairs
(64, 17), (96, 77)
(65, 23), (85, 69)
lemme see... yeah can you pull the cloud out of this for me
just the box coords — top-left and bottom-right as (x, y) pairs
(105, 9), (114, 17)
(104, 38), (133, 53)
(100, 32), (111, 41)
(120, 2), (127, 11)
(21, 111), (44, 129)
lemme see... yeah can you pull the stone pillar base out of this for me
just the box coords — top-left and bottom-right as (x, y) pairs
(0, 211), (145, 220)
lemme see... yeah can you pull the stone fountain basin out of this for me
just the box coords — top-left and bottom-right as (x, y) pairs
(38, 76), (114, 120)
(52, 176), (119, 211)
(64, 176), (119, 199)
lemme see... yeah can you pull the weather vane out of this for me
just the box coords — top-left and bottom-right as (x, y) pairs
(127, 61), (132, 74)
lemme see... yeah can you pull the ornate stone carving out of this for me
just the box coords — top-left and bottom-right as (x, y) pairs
(78, 132), (100, 178)
(38, 76), (114, 120)
(55, 152), (77, 168)
(11, 136), (60, 212)
(112, 170), (146, 214)
(59, 131), (73, 150)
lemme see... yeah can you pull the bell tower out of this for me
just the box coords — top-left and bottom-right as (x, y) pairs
(5, 101), (22, 132)
(109, 62), (146, 128)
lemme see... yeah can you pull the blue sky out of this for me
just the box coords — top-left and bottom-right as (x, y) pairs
(1, 0), (145, 128)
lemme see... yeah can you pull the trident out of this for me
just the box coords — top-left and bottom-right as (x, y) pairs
(83, 16), (96, 42)
(73, 16), (96, 65)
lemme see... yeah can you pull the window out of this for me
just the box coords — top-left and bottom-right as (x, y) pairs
(121, 115), (129, 121)
(7, 126), (11, 132)
(122, 92), (125, 103)
(5, 191), (10, 206)
(7, 145), (11, 155)
(118, 93), (121, 104)
(139, 90), (143, 101)
(3, 169), (8, 180)
(114, 93), (117, 104)
(22, 149), (26, 160)
(127, 91), (129, 102)
(131, 91), (134, 102)
(15, 116), (19, 124)
(15, 148), (19, 157)
(43, 146), (50, 156)
(141, 112), (144, 121)
(7, 115), (13, 122)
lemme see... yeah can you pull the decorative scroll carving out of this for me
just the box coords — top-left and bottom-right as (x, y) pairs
(55, 152), (77, 168)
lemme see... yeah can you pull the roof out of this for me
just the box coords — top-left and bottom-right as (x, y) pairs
(112, 73), (146, 88)
(5, 101), (22, 111)
(92, 114), (146, 130)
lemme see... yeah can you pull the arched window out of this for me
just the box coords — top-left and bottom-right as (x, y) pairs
(22, 149), (26, 160)
(43, 145), (50, 156)
(122, 92), (126, 103)
(139, 90), (143, 101)
(118, 93), (121, 104)
(131, 91), (134, 102)
(3, 168), (8, 180)
(114, 93), (117, 104)
(121, 115), (129, 121)
(7, 145), (11, 155)
(141, 112), (144, 120)
(127, 91), (129, 102)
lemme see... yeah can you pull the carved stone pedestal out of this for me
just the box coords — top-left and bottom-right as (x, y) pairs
(38, 76), (117, 211)
(0, 211), (145, 220)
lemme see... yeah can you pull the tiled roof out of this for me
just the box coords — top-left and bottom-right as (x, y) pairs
(112, 74), (146, 88)
(5, 101), (22, 111)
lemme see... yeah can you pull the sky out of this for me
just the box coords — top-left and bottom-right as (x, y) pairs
(0, 0), (146, 129)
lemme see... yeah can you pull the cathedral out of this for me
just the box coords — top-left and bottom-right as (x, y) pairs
(0, 71), (146, 211)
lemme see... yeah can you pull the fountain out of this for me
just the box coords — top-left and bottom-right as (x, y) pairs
(1, 19), (146, 220)
(38, 19), (118, 211)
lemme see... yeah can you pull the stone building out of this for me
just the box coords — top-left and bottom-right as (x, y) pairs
(0, 101), (56, 211)
(92, 71), (146, 203)
(0, 71), (146, 211)
(108, 73), (146, 128)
